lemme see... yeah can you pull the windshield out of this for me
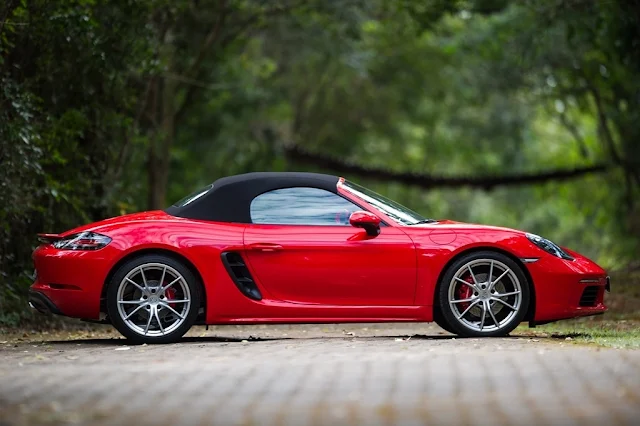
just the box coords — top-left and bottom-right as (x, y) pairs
(342, 180), (434, 225)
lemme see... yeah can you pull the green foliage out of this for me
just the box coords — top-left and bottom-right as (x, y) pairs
(1, 0), (639, 323)
(0, 0), (155, 319)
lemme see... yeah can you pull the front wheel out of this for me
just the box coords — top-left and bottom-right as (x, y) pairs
(438, 251), (530, 337)
(106, 254), (201, 344)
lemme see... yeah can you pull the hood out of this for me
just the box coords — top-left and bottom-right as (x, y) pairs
(412, 219), (528, 235)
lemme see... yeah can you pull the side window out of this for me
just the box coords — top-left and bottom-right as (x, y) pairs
(250, 187), (361, 225)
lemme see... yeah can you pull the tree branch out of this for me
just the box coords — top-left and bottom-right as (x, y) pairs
(0, 0), (21, 36)
(173, 0), (314, 125)
(284, 145), (611, 190)
(557, 111), (589, 159)
(182, 0), (228, 81)
(223, 1), (312, 38)
(585, 82), (621, 164)
(173, 1), (228, 125)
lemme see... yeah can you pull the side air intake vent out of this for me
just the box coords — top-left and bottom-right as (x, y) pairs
(579, 286), (599, 307)
(221, 252), (262, 300)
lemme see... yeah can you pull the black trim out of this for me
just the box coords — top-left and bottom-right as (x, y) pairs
(579, 286), (599, 307)
(531, 311), (605, 327)
(166, 172), (339, 223)
(28, 290), (62, 315)
(220, 252), (262, 300)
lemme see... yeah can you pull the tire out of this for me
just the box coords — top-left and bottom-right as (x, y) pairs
(106, 254), (201, 344)
(438, 251), (530, 337)
(433, 307), (457, 334)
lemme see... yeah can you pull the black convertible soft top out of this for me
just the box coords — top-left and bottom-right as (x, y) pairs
(165, 172), (340, 223)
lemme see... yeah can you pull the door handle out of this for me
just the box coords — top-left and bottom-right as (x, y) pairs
(248, 243), (283, 252)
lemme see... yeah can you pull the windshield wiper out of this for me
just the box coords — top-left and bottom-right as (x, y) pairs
(411, 219), (438, 225)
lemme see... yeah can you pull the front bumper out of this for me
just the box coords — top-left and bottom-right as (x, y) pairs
(526, 252), (609, 322)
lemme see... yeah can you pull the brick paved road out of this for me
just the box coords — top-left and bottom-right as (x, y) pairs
(0, 323), (639, 425)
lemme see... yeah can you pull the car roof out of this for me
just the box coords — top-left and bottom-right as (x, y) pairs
(165, 172), (340, 223)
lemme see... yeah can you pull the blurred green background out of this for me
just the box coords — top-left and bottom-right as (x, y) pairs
(2, 0), (639, 325)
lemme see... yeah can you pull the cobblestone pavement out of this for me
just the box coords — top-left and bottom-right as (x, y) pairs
(0, 323), (639, 426)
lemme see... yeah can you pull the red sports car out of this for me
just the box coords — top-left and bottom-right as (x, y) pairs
(30, 172), (610, 343)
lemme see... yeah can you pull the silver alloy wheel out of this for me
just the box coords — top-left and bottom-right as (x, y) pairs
(116, 262), (191, 337)
(447, 259), (522, 333)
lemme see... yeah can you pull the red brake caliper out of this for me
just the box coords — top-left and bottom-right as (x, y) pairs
(456, 274), (474, 311)
(165, 287), (177, 309)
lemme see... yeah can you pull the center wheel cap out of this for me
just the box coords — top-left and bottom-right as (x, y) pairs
(149, 295), (159, 304)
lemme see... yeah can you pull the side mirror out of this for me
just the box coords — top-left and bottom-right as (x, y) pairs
(349, 211), (381, 237)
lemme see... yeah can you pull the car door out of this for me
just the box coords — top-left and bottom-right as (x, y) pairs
(243, 187), (416, 306)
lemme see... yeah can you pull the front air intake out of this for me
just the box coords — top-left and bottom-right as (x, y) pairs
(579, 286), (599, 307)
(220, 252), (262, 300)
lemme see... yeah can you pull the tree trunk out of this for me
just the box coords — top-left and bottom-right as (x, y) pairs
(146, 112), (174, 210)
(147, 134), (163, 210)
(147, 29), (176, 211)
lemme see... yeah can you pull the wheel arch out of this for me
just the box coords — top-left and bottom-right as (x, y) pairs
(432, 246), (536, 322)
(101, 248), (207, 322)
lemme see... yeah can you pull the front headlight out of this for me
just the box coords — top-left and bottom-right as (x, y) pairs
(52, 231), (112, 251)
(526, 233), (573, 260)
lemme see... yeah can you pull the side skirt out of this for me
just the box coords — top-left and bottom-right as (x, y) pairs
(205, 305), (432, 325)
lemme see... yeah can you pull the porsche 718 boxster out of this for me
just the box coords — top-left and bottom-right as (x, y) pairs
(29, 172), (610, 343)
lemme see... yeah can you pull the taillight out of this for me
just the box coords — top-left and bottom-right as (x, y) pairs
(52, 232), (112, 251)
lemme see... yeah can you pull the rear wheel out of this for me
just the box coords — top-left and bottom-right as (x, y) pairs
(107, 254), (200, 344)
(438, 251), (530, 337)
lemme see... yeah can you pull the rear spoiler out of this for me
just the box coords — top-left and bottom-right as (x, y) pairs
(37, 233), (63, 244)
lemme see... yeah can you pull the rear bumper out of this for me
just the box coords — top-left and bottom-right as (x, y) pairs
(30, 244), (115, 320)
(28, 290), (62, 315)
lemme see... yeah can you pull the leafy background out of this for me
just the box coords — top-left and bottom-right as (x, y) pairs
(1, 0), (639, 325)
